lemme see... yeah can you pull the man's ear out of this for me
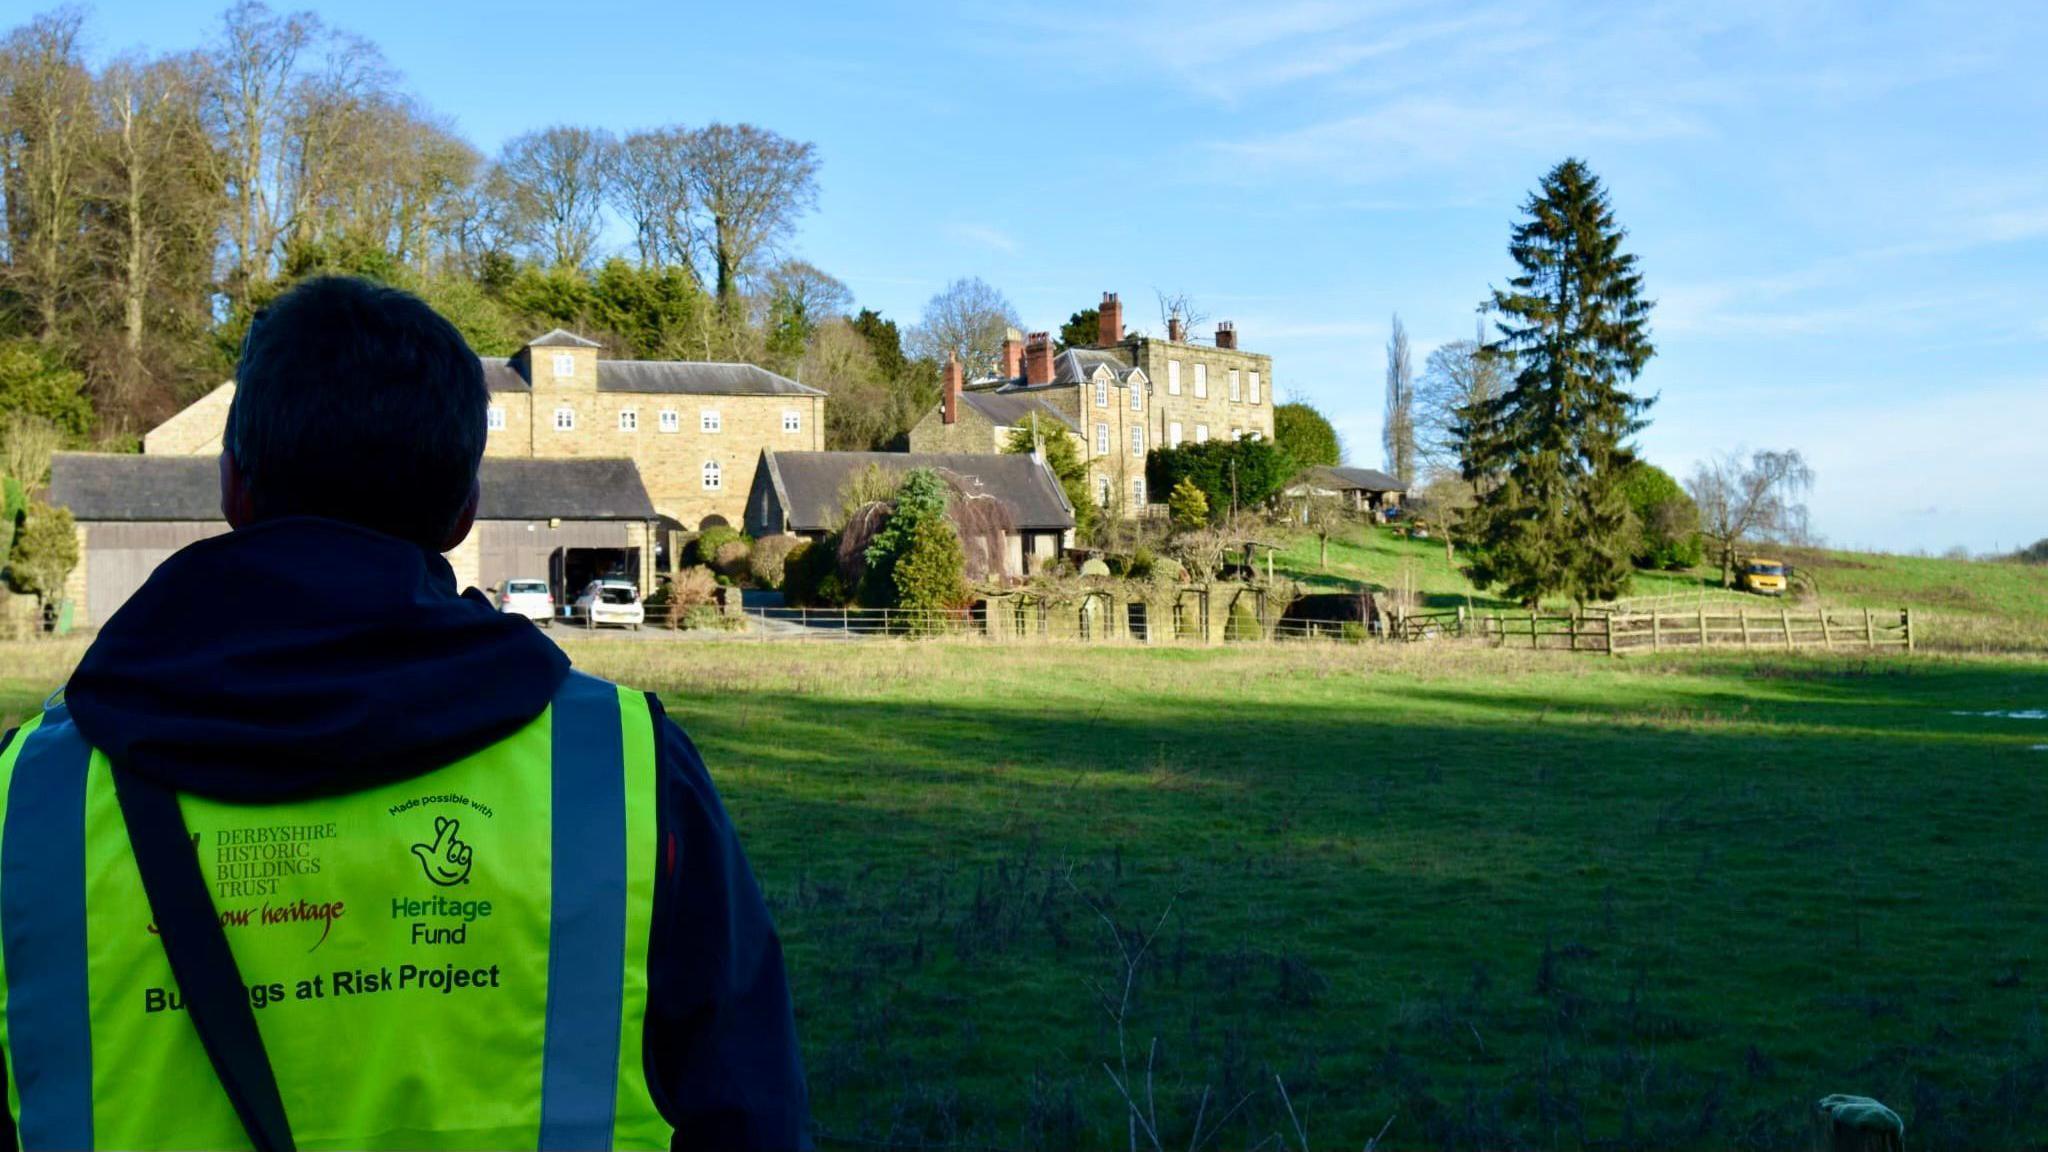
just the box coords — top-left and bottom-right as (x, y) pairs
(438, 476), (480, 554)
(219, 451), (256, 529)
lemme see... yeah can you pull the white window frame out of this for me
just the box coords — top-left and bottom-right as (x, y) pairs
(1194, 363), (1208, 399)
(618, 407), (638, 432)
(1232, 427), (1244, 441)
(702, 460), (722, 491)
(1229, 369), (1242, 402)
(486, 406), (506, 431)
(551, 352), (575, 379)
(1168, 360), (1182, 396)
(1130, 426), (1144, 456)
(1133, 477), (1146, 506)
(1095, 379), (1109, 408)
(700, 409), (722, 434)
(1249, 371), (1262, 405)
(1129, 385), (1142, 412)
(1194, 423), (1210, 443)
(553, 406), (575, 432)
(782, 409), (802, 433)
(1095, 422), (1110, 456)
(1168, 421), (1183, 448)
(658, 409), (680, 433)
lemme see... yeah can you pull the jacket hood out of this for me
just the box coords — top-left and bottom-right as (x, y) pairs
(66, 517), (570, 802)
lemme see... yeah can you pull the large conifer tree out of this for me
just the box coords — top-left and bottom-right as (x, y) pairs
(1460, 159), (1654, 606)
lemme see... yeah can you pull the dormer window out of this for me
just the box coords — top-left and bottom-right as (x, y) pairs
(551, 353), (575, 379)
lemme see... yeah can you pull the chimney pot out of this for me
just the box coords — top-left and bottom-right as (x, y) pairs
(1024, 331), (1055, 386)
(1097, 292), (1123, 346)
(1215, 320), (1237, 350)
(942, 353), (963, 425)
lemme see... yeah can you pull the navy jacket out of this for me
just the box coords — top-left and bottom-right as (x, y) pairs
(0, 517), (808, 1151)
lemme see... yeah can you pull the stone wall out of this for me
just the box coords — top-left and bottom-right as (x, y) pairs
(143, 382), (233, 455)
(1130, 338), (1276, 447)
(906, 403), (999, 454)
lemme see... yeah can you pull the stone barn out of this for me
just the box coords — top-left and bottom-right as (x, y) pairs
(48, 453), (657, 627)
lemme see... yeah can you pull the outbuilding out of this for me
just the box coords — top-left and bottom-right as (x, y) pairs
(48, 453), (657, 627)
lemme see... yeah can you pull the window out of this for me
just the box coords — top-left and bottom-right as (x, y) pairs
(1169, 421), (1183, 448)
(702, 460), (722, 491)
(700, 409), (722, 433)
(553, 406), (575, 431)
(1095, 423), (1110, 456)
(1133, 477), (1146, 506)
(1194, 363), (1208, 399)
(783, 409), (802, 433)
(658, 409), (680, 433)
(1229, 370), (1242, 402)
(1130, 384), (1142, 412)
(486, 406), (505, 431)
(1231, 427), (1244, 441)
(1249, 371), (1262, 405)
(1194, 423), (1209, 443)
(1130, 426), (1145, 456)
(1168, 360), (1182, 396)
(1095, 380), (1109, 408)
(1096, 475), (1111, 506)
(618, 408), (638, 432)
(551, 352), (575, 379)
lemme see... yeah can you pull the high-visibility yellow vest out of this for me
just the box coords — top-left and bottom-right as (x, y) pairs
(0, 671), (671, 1151)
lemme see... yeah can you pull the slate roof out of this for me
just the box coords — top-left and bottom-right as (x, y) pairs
(1305, 465), (1407, 492)
(480, 357), (823, 397)
(50, 453), (656, 522)
(761, 451), (1075, 533)
(959, 392), (1077, 432)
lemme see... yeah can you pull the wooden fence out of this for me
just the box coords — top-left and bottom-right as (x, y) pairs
(1607, 606), (1913, 653)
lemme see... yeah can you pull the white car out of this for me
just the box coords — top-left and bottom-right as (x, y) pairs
(573, 579), (644, 630)
(496, 579), (554, 625)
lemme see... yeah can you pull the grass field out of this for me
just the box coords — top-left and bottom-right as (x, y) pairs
(6, 636), (2047, 1149)
(1276, 527), (2048, 653)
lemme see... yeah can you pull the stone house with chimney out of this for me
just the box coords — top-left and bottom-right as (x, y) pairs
(143, 328), (826, 536)
(906, 292), (1276, 518)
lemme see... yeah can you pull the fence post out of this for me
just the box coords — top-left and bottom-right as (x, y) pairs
(1568, 614), (1578, 652)
(1651, 611), (1663, 651)
(1530, 613), (1539, 650)
(1698, 605), (1709, 649)
(1864, 608), (1874, 649)
(1902, 609), (1914, 652)
(1820, 608), (1833, 650)
(1739, 610), (1752, 649)
(1781, 606), (1793, 648)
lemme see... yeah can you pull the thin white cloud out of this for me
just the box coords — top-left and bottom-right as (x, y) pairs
(944, 222), (1019, 254)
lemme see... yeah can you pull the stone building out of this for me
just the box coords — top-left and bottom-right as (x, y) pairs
(143, 329), (827, 533)
(49, 453), (658, 627)
(905, 292), (1276, 517)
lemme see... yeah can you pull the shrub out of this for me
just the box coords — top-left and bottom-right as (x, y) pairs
(892, 513), (969, 621)
(2012, 538), (2048, 565)
(749, 535), (803, 589)
(645, 567), (718, 627)
(1168, 477), (1209, 529)
(861, 468), (951, 607)
(784, 532), (846, 606)
(5, 501), (77, 608)
(711, 539), (752, 580)
(1149, 438), (1292, 524)
(1619, 462), (1703, 570)
(1127, 545), (1157, 580)
(687, 525), (747, 567)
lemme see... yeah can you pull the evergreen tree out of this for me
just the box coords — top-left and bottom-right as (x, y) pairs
(1273, 401), (1341, 468)
(1460, 159), (1654, 606)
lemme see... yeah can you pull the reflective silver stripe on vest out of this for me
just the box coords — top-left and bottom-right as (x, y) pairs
(538, 672), (628, 1150)
(1, 708), (94, 1151)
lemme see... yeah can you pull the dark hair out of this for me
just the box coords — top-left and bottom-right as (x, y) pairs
(226, 276), (486, 548)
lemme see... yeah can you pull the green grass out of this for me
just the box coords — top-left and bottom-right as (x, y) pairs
(1276, 526), (2048, 652)
(8, 637), (2048, 1148)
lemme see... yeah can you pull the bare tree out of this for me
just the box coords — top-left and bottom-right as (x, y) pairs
(762, 258), (849, 327)
(1687, 448), (1815, 586)
(1415, 326), (1504, 476)
(1154, 289), (1208, 342)
(0, 10), (95, 340)
(905, 276), (1020, 377)
(204, 0), (317, 308)
(606, 126), (693, 271)
(276, 30), (394, 258)
(1382, 313), (1416, 483)
(493, 124), (612, 269)
(679, 122), (818, 304)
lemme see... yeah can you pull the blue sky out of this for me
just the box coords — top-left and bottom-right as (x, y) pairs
(75, 0), (2048, 553)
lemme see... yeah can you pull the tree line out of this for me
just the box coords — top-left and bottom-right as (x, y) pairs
(0, 3), (1013, 458)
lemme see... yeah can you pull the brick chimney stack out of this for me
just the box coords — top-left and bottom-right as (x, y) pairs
(1167, 315), (1185, 343)
(1097, 292), (1123, 346)
(1214, 320), (1238, 350)
(1024, 331), (1055, 385)
(1001, 328), (1024, 379)
(942, 352), (962, 425)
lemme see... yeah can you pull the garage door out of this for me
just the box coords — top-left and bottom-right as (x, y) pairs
(85, 521), (228, 626)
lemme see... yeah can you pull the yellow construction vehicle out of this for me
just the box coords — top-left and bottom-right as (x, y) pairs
(1737, 556), (1790, 596)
